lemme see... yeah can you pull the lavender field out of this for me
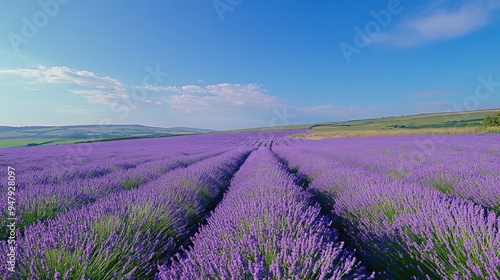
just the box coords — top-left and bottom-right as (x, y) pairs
(1, 132), (499, 279)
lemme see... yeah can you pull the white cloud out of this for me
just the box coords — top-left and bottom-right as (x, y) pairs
(0, 65), (399, 129)
(161, 83), (281, 112)
(0, 66), (124, 88)
(69, 89), (128, 106)
(154, 83), (287, 129)
(0, 66), (129, 106)
(375, 0), (500, 47)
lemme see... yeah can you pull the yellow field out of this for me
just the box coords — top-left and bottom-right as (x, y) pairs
(295, 126), (500, 140)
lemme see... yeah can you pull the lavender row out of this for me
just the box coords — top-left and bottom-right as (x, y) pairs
(0, 147), (253, 279)
(1, 136), (233, 188)
(0, 148), (229, 240)
(273, 143), (500, 279)
(158, 148), (371, 279)
(286, 135), (500, 212)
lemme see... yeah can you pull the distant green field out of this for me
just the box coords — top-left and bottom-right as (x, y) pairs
(0, 124), (205, 148)
(222, 109), (500, 139)
(309, 110), (497, 132)
(301, 109), (500, 138)
(0, 138), (101, 148)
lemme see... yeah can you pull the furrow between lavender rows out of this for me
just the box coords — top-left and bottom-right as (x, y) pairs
(0, 147), (253, 279)
(272, 144), (500, 279)
(157, 147), (372, 279)
(0, 148), (230, 240)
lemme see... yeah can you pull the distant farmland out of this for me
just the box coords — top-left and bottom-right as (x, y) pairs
(0, 125), (214, 148)
(298, 109), (500, 138)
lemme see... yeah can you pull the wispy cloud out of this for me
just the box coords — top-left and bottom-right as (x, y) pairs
(160, 83), (281, 111)
(300, 104), (391, 120)
(375, 0), (500, 48)
(154, 83), (287, 128)
(416, 100), (461, 114)
(417, 100), (500, 113)
(0, 66), (129, 106)
(0, 66), (124, 88)
(69, 89), (128, 106)
(54, 106), (105, 116)
(21, 86), (41, 91)
(411, 89), (457, 98)
(301, 104), (357, 112)
(417, 101), (452, 107)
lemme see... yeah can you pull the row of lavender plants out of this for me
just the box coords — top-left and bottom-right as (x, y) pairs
(0, 148), (229, 238)
(273, 137), (500, 279)
(1, 135), (242, 188)
(158, 147), (371, 279)
(0, 146), (253, 279)
(292, 135), (500, 212)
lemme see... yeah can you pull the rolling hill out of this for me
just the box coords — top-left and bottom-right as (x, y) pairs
(0, 125), (215, 148)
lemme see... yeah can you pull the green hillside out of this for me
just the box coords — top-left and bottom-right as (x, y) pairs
(0, 125), (214, 148)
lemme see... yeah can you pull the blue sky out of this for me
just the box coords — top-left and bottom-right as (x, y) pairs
(1, 0), (500, 130)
